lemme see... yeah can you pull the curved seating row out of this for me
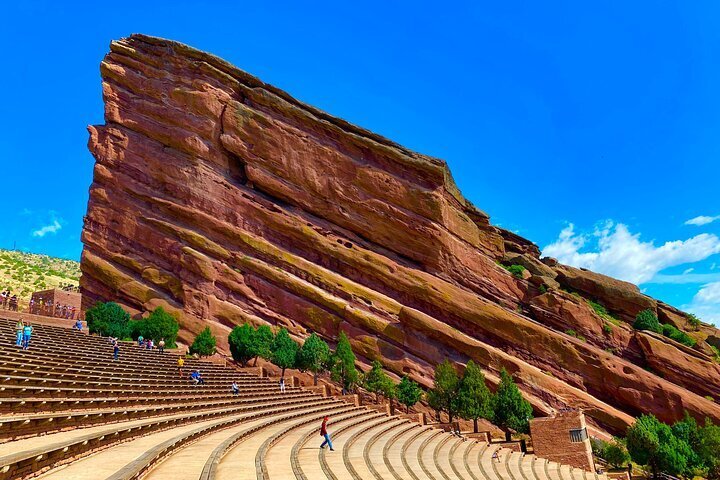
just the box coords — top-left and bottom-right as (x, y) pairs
(0, 317), (607, 480)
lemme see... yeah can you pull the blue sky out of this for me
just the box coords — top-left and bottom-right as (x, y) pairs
(1, 2), (719, 323)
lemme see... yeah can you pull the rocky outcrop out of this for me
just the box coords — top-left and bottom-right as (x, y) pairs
(81, 34), (720, 434)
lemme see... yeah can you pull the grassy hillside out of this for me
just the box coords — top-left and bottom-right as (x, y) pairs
(0, 249), (80, 302)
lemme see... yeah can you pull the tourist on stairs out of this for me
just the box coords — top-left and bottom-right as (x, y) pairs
(15, 318), (24, 346)
(232, 381), (239, 395)
(279, 377), (286, 393)
(320, 416), (334, 451)
(22, 323), (33, 350)
(177, 356), (185, 378)
(158, 338), (165, 353)
(113, 340), (120, 361)
(191, 370), (205, 385)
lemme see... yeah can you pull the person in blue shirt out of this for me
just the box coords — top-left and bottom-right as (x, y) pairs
(22, 324), (33, 350)
(190, 370), (205, 385)
(73, 319), (83, 331)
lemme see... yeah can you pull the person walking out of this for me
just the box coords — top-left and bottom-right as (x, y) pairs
(137, 335), (144, 347)
(22, 324), (33, 350)
(320, 416), (334, 451)
(113, 340), (120, 361)
(15, 318), (24, 346)
(232, 381), (239, 395)
(73, 319), (83, 331)
(279, 377), (286, 393)
(177, 356), (185, 378)
(158, 338), (165, 353)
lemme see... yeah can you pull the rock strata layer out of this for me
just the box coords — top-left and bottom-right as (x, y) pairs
(82, 34), (720, 433)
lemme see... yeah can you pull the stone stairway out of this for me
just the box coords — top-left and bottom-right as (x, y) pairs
(0, 318), (608, 480)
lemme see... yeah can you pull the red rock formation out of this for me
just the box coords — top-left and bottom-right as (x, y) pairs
(81, 34), (720, 434)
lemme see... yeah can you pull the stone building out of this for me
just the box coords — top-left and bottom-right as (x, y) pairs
(30, 288), (82, 318)
(530, 409), (595, 472)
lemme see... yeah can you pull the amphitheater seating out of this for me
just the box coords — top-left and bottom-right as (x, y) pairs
(0, 318), (608, 480)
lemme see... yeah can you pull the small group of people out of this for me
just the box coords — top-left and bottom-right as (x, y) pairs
(30, 299), (79, 319)
(136, 335), (166, 353)
(14, 319), (33, 350)
(1, 291), (19, 311)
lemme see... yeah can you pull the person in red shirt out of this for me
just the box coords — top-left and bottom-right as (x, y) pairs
(320, 416), (334, 451)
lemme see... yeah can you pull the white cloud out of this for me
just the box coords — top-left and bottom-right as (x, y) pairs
(32, 219), (62, 238)
(685, 215), (720, 226)
(685, 281), (720, 326)
(543, 221), (720, 285)
(682, 268), (695, 275)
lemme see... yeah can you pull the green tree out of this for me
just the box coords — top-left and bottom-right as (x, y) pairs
(492, 368), (533, 441)
(627, 414), (693, 478)
(297, 333), (330, 385)
(381, 376), (397, 410)
(228, 323), (257, 367)
(397, 376), (423, 413)
(270, 328), (298, 379)
(86, 301), (131, 338)
(363, 360), (394, 404)
(671, 412), (703, 475)
(633, 309), (662, 333)
(603, 438), (631, 469)
(697, 419), (720, 479)
(430, 360), (461, 423)
(427, 388), (443, 422)
(134, 307), (179, 347)
(253, 325), (274, 365)
(189, 327), (217, 357)
(457, 361), (493, 433)
(329, 332), (358, 394)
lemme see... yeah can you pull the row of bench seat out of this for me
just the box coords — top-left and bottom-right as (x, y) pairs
(0, 317), (607, 480)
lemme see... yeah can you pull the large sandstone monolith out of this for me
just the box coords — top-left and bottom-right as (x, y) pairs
(82, 34), (720, 433)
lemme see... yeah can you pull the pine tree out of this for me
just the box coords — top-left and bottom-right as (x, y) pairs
(190, 327), (217, 357)
(270, 328), (298, 379)
(431, 360), (461, 423)
(363, 360), (393, 403)
(457, 361), (493, 433)
(627, 414), (693, 478)
(86, 301), (131, 339)
(253, 324), (274, 365)
(329, 332), (358, 394)
(136, 307), (179, 347)
(397, 376), (423, 413)
(228, 323), (256, 367)
(602, 438), (631, 469)
(491, 368), (533, 440)
(297, 333), (331, 385)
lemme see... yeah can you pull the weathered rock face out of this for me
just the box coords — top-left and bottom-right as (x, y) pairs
(82, 34), (720, 434)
